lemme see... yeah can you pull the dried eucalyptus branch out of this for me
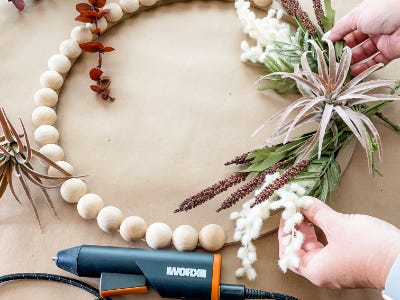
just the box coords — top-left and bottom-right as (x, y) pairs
(75, 0), (115, 101)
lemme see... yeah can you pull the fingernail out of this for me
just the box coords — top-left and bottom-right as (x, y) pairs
(300, 196), (314, 209)
(322, 30), (332, 42)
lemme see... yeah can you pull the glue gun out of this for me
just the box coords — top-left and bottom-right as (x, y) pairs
(54, 245), (298, 300)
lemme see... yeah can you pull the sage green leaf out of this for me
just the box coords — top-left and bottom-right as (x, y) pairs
(327, 159), (341, 200)
(244, 151), (287, 172)
(320, 0), (335, 32)
(334, 40), (345, 60)
(320, 175), (329, 202)
(292, 174), (320, 181)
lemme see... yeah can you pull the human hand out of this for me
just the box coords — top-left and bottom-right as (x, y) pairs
(329, 0), (400, 75)
(278, 197), (400, 289)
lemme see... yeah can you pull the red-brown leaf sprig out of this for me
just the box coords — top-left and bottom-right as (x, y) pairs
(75, 0), (115, 101)
(250, 159), (310, 208)
(8, 0), (25, 10)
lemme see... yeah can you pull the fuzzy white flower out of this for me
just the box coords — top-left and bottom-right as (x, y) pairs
(231, 171), (315, 280)
(235, 0), (292, 65)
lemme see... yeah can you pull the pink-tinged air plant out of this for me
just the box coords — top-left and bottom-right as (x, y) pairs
(254, 40), (400, 172)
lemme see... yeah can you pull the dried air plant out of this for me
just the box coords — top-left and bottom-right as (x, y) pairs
(255, 40), (400, 172)
(0, 108), (73, 225)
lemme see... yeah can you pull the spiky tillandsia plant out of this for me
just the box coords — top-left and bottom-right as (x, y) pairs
(0, 108), (73, 226)
(255, 40), (400, 172)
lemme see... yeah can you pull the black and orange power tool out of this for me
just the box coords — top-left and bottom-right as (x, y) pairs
(54, 245), (298, 300)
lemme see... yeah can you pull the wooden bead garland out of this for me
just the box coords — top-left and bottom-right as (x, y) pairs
(70, 26), (93, 43)
(60, 178), (87, 203)
(86, 18), (108, 33)
(199, 224), (226, 251)
(32, 106), (57, 126)
(77, 193), (104, 220)
(120, 216), (147, 242)
(146, 222), (173, 249)
(48, 161), (74, 177)
(34, 125), (60, 145)
(59, 40), (82, 59)
(103, 3), (124, 22)
(40, 70), (64, 90)
(253, 0), (272, 7)
(139, 0), (158, 7)
(119, 0), (140, 13)
(97, 206), (123, 232)
(48, 54), (72, 74)
(26, 0), (267, 253)
(34, 88), (59, 107)
(39, 144), (65, 163)
(172, 225), (198, 251)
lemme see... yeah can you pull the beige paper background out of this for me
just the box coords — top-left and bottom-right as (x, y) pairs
(0, 0), (399, 299)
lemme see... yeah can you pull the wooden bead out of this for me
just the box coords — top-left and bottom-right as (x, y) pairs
(34, 125), (59, 145)
(40, 70), (64, 90)
(103, 3), (123, 22)
(86, 18), (108, 33)
(120, 216), (147, 242)
(71, 26), (93, 43)
(120, 0), (140, 13)
(252, 0), (272, 7)
(34, 88), (58, 107)
(60, 178), (87, 203)
(97, 206), (123, 232)
(48, 161), (74, 177)
(59, 39), (82, 59)
(172, 225), (198, 251)
(48, 54), (71, 74)
(39, 144), (64, 163)
(32, 106), (57, 126)
(199, 224), (226, 251)
(146, 222), (172, 249)
(139, 0), (157, 6)
(77, 193), (104, 220)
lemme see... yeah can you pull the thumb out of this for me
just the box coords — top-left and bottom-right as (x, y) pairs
(301, 197), (340, 233)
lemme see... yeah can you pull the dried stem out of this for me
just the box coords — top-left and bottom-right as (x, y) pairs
(224, 152), (252, 166)
(312, 0), (324, 29)
(375, 112), (400, 132)
(174, 172), (249, 213)
(251, 160), (310, 207)
(217, 159), (293, 212)
(281, 0), (317, 35)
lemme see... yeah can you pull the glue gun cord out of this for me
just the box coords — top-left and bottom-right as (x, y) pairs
(0, 273), (111, 300)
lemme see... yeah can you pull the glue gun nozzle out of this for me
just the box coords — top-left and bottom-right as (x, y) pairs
(52, 257), (58, 262)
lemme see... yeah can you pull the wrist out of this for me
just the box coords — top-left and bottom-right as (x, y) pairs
(371, 241), (400, 289)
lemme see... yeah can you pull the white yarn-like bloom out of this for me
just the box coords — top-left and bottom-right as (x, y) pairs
(231, 171), (314, 280)
(235, 0), (292, 64)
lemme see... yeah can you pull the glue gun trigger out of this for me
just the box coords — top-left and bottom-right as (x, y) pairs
(99, 273), (148, 297)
